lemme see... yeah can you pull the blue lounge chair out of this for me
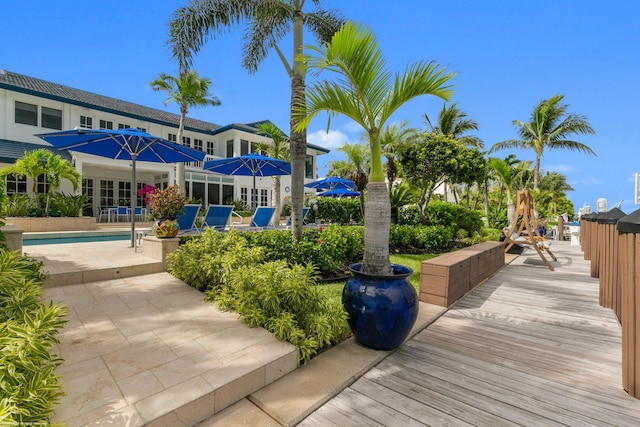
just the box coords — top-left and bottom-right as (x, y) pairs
(176, 204), (201, 235)
(284, 206), (310, 228)
(248, 206), (276, 229)
(199, 204), (234, 231)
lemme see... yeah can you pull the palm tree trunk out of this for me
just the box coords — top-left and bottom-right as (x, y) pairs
(362, 181), (392, 275)
(272, 176), (281, 226)
(176, 111), (186, 192)
(289, 10), (306, 241)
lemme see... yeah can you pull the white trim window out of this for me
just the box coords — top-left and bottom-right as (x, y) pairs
(80, 115), (93, 129)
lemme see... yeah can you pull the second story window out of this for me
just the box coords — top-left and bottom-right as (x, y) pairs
(118, 123), (130, 129)
(240, 139), (249, 156)
(168, 133), (177, 142)
(194, 139), (203, 151)
(226, 140), (234, 157)
(80, 115), (93, 129)
(182, 136), (191, 147)
(15, 101), (38, 126)
(206, 141), (215, 156)
(99, 119), (113, 129)
(41, 107), (62, 130)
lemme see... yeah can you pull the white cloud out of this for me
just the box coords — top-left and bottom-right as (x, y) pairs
(307, 129), (355, 150)
(545, 163), (577, 173)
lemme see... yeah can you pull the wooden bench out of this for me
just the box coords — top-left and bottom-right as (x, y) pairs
(420, 241), (505, 307)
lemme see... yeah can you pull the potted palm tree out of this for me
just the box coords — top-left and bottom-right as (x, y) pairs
(296, 21), (454, 350)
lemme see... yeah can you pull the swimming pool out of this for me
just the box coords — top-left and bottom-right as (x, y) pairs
(22, 231), (131, 246)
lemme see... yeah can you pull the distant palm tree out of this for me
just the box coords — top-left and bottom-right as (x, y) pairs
(167, 0), (345, 240)
(150, 70), (221, 192)
(380, 121), (415, 186)
(296, 21), (454, 275)
(424, 103), (482, 148)
(327, 143), (369, 217)
(490, 94), (595, 189)
(256, 122), (289, 225)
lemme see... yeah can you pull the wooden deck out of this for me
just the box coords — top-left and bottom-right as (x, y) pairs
(300, 242), (640, 426)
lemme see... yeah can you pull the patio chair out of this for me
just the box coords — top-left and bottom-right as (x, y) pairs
(283, 206), (310, 228)
(176, 204), (201, 235)
(116, 206), (130, 222)
(241, 206), (276, 230)
(198, 204), (234, 232)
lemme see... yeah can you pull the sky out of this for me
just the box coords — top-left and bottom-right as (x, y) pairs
(2, 0), (640, 215)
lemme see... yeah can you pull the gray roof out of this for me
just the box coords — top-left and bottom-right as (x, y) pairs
(0, 139), (72, 164)
(0, 70), (221, 133)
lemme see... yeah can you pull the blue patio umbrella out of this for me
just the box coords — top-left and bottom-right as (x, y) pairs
(203, 153), (291, 211)
(36, 127), (206, 248)
(317, 187), (361, 198)
(305, 176), (355, 191)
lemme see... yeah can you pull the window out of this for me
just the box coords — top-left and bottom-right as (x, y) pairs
(140, 127), (146, 132)
(168, 133), (177, 142)
(260, 189), (269, 207)
(80, 115), (93, 129)
(222, 184), (234, 205)
(82, 178), (94, 216)
(15, 101), (38, 126)
(240, 187), (249, 207)
(36, 175), (49, 194)
(41, 107), (62, 130)
(192, 182), (205, 204)
(182, 136), (191, 147)
(118, 181), (131, 206)
(100, 180), (115, 207)
(206, 141), (215, 156)
(240, 139), (249, 156)
(194, 139), (203, 151)
(118, 123), (130, 129)
(208, 183), (220, 205)
(5, 174), (27, 194)
(226, 140), (234, 157)
(305, 155), (314, 179)
(99, 119), (113, 129)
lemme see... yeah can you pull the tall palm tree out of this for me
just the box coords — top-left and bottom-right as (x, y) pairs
(255, 122), (289, 225)
(150, 70), (221, 191)
(296, 21), (454, 275)
(490, 94), (595, 189)
(167, 0), (345, 240)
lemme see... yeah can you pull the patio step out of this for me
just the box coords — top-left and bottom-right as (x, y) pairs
(43, 273), (299, 426)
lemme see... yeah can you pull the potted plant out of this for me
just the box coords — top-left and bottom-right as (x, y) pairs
(146, 185), (188, 238)
(296, 22), (454, 350)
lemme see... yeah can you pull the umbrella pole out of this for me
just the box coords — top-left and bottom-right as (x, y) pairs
(252, 174), (257, 212)
(130, 154), (136, 249)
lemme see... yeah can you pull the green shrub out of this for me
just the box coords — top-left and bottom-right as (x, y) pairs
(397, 205), (420, 225)
(50, 193), (89, 217)
(167, 228), (263, 292)
(210, 261), (350, 364)
(416, 225), (453, 251)
(315, 198), (362, 224)
(3, 193), (33, 217)
(0, 249), (67, 426)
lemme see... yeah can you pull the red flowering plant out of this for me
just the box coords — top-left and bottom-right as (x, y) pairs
(147, 185), (188, 220)
(137, 184), (157, 207)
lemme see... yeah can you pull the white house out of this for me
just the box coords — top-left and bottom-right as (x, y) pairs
(0, 69), (328, 217)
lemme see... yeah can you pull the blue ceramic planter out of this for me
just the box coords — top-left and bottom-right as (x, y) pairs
(342, 263), (419, 350)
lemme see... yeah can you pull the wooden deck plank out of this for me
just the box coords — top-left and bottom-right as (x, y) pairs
(301, 243), (640, 426)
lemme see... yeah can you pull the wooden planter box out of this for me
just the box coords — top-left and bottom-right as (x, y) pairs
(420, 241), (505, 307)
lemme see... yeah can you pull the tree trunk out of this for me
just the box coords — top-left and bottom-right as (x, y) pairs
(289, 10), (306, 241)
(176, 112), (186, 192)
(272, 176), (281, 226)
(362, 181), (393, 275)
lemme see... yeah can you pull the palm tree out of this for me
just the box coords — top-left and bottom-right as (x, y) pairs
(0, 148), (81, 216)
(490, 94), (595, 189)
(424, 103), (482, 148)
(255, 122), (289, 225)
(167, 0), (345, 240)
(150, 69), (221, 191)
(424, 103), (482, 202)
(326, 142), (369, 217)
(380, 121), (414, 186)
(296, 21), (454, 275)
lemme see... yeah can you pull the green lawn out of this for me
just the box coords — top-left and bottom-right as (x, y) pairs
(316, 253), (440, 302)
